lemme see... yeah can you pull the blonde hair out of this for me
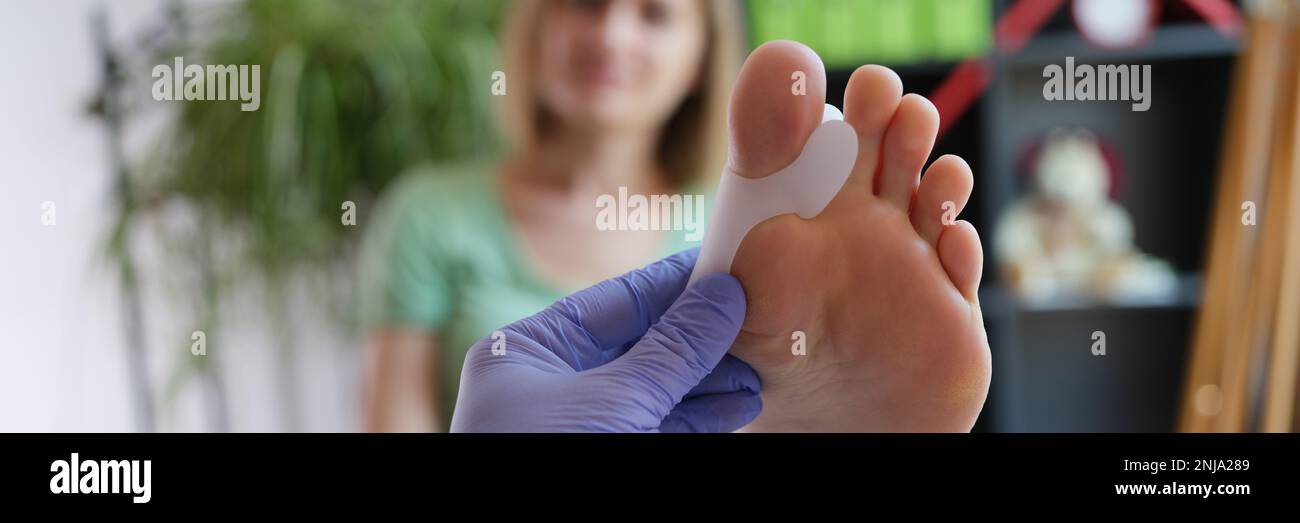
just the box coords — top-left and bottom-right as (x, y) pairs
(499, 0), (743, 188)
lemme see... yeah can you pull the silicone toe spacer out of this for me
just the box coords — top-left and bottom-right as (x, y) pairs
(688, 104), (858, 286)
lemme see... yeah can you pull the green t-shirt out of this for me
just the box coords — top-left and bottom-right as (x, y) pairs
(359, 162), (710, 430)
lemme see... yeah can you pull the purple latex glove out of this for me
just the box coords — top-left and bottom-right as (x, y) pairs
(450, 249), (759, 432)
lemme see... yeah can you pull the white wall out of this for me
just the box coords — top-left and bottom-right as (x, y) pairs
(0, 0), (360, 432)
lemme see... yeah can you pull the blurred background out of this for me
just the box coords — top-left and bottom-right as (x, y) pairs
(3, 0), (1294, 432)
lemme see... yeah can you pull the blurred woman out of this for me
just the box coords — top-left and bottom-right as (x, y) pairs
(360, 0), (742, 431)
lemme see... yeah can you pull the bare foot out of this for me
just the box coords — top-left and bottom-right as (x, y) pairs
(723, 41), (991, 432)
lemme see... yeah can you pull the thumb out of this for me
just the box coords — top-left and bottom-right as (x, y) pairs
(597, 273), (747, 421)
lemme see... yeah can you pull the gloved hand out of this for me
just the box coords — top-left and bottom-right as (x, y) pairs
(450, 249), (759, 432)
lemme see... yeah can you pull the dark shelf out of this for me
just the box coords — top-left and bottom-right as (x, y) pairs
(1008, 24), (1240, 67)
(980, 273), (1202, 319)
(989, 304), (1194, 432)
(827, 25), (1239, 78)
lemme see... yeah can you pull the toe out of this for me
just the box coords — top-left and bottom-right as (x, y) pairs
(937, 220), (984, 302)
(911, 154), (974, 246)
(727, 40), (826, 179)
(877, 94), (939, 209)
(843, 65), (903, 194)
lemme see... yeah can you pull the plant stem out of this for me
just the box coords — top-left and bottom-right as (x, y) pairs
(92, 7), (156, 433)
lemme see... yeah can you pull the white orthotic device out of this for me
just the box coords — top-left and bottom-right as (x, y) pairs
(687, 104), (859, 286)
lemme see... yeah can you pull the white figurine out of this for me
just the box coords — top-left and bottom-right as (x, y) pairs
(995, 128), (1176, 304)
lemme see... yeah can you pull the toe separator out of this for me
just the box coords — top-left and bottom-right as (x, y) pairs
(688, 104), (859, 285)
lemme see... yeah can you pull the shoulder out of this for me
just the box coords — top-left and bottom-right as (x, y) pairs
(370, 161), (497, 235)
(358, 161), (497, 328)
(359, 160), (500, 276)
(380, 161), (496, 216)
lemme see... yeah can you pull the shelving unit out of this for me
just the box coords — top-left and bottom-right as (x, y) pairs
(763, 0), (1243, 431)
(977, 2), (1238, 432)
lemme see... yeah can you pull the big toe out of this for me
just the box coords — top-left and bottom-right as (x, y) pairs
(727, 40), (827, 179)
